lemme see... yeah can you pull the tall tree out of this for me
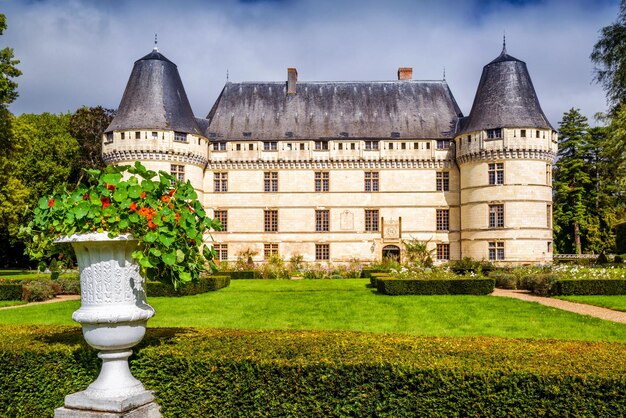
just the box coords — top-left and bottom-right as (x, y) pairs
(0, 14), (21, 153)
(68, 106), (114, 184)
(591, 1), (626, 113)
(553, 109), (593, 254)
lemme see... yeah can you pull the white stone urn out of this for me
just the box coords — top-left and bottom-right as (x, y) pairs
(54, 232), (160, 417)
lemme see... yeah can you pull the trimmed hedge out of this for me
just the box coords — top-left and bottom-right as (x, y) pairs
(369, 272), (390, 287)
(377, 277), (495, 295)
(217, 270), (256, 280)
(361, 268), (388, 279)
(1, 326), (626, 417)
(147, 275), (230, 297)
(550, 279), (626, 296)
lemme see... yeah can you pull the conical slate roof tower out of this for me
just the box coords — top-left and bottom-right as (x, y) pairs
(106, 48), (202, 135)
(460, 46), (553, 134)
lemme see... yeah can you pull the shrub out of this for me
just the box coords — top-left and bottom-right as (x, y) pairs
(221, 270), (256, 280)
(596, 253), (609, 265)
(147, 275), (230, 297)
(614, 255), (624, 265)
(0, 282), (22, 300)
(369, 272), (390, 287)
(55, 274), (80, 295)
(522, 273), (558, 296)
(449, 257), (494, 275)
(490, 272), (517, 289)
(3, 326), (626, 417)
(21, 280), (58, 302)
(360, 268), (388, 279)
(377, 277), (495, 295)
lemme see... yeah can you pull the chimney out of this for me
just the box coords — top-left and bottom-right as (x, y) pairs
(287, 68), (298, 94)
(398, 67), (413, 81)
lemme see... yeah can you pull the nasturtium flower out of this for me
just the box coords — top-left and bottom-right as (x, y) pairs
(48, 199), (54, 207)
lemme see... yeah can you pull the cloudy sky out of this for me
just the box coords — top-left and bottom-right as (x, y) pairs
(2, 0), (621, 127)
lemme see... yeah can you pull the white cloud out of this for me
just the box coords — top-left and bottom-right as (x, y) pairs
(3, 0), (620, 126)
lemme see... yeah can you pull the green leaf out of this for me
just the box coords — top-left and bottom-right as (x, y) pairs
(179, 272), (192, 283)
(113, 188), (128, 202)
(38, 197), (49, 209)
(139, 257), (154, 268)
(118, 219), (129, 230)
(102, 173), (122, 186)
(162, 251), (176, 266)
(144, 232), (158, 243)
(158, 234), (175, 247)
(73, 202), (89, 219)
(176, 249), (185, 263)
(128, 185), (142, 199)
(149, 248), (162, 257)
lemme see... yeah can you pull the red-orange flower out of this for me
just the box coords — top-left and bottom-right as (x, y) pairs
(138, 207), (150, 217)
(83, 194), (90, 200)
(168, 189), (176, 197)
(100, 197), (110, 209)
(140, 192), (147, 199)
(106, 183), (115, 191)
(147, 220), (156, 229)
(161, 195), (171, 203)
(48, 199), (54, 207)
(129, 202), (137, 212)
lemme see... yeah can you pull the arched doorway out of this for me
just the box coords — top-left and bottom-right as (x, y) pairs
(382, 245), (401, 261)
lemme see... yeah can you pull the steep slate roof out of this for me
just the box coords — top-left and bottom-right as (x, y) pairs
(205, 80), (463, 141)
(106, 49), (202, 135)
(459, 48), (554, 134)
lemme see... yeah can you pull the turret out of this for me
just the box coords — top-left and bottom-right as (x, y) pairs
(456, 45), (558, 264)
(102, 47), (209, 193)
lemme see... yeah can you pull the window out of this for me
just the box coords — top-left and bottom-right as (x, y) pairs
(314, 172), (329, 192)
(364, 141), (379, 150)
(174, 132), (188, 142)
(263, 141), (278, 151)
(300, 143), (305, 150)
(315, 210), (329, 232)
(436, 209), (449, 231)
(314, 141), (329, 150)
(338, 143), (343, 150)
(436, 244), (450, 261)
(214, 172), (228, 193)
(520, 129), (526, 138)
(135, 131), (141, 139)
(536, 130), (540, 138)
(315, 244), (330, 261)
(351, 143), (356, 150)
(436, 139), (450, 149)
(249, 144), (254, 150)
(388, 143), (394, 150)
(151, 131), (158, 139)
(104, 132), (113, 143)
(436, 171), (449, 191)
(467, 135), (471, 143)
(264, 172), (278, 192)
(236, 143), (241, 151)
(488, 163), (504, 185)
(489, 242), (505, 261)
(486, 128), (502, 139)
(426, 142), (431, 149)
(547, 204), (552, 229)
(170, 164), (185, 182)
(364, 171), (379, 192)
(365, 209), (379, 232)
(401, 142), (406, 150)
(489, 204), (504, 228)
(214, 142), (226, 151)
(214, 244), (228, 261)
(120, 132), (125, 140)
(264, 210), (278, 232)
(547, 242), (553, 253)
(546, 164), (552, 185)
(214, 210), (228, 231)
(264, 243), (279, 259)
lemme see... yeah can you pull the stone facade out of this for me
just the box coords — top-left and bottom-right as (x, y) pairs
(103, 46), (557, 265)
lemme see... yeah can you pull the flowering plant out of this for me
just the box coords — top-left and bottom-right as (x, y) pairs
(21, 162), (220, 289)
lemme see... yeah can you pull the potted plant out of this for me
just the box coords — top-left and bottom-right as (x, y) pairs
(21, 161), (219, 415)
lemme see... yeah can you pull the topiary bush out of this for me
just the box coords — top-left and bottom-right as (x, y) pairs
(147, 275), (230, 297)
(377, 277), (495, 295)
(2, 326), (626, 417)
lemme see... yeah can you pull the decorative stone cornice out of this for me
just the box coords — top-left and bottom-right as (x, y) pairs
(456, 148), (555, 164)
(102, 150), (208, 166)
(206, 159), (453, 170)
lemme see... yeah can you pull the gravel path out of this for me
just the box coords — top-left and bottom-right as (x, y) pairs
(492, 288), (626, 324)
(0, 294), (80, 310)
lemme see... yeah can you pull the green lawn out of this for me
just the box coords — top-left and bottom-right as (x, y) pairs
(558, 295), (626, 312)
(1, 279), (625, 342)
(0, 300), (26, 308)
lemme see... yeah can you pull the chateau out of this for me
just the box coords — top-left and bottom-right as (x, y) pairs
(102, 44), (557, 265)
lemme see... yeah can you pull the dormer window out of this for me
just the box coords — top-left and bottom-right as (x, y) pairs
(174, 132), (188, 143)
(486, 128), (502, 139)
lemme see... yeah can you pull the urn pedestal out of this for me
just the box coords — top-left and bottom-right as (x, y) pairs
(54, 233), (161, 418)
